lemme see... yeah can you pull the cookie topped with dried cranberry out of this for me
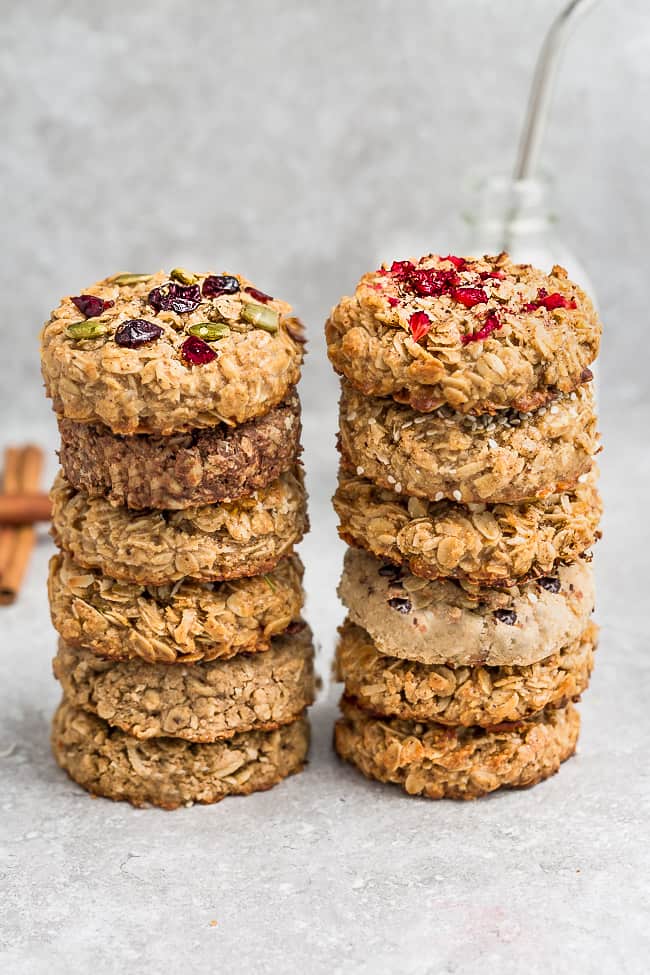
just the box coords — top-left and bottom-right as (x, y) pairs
(41, 269), (306, 435)
(325, 253), (600, 414)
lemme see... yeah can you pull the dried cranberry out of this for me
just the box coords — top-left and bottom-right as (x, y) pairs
(461, 311), (502, 345)
(409, 311), (432, 342)
(538, 576), (561, 593)
(541, 292), (576, 310)
(387, 596), (412, 614)
(524, 289), (577, 312)
(409, 268), (458, 297)
(114, 319), (164, 348)
(245, 286), (273, 304)
(389, 260), (415, 279)
(453, 286), (488, 308)
(387, 296), (399, 307)
(181, 336), (217, 365)
(71, 294), (114, 318)
(202, 275), (240, 298)
(494, 608), (517, 625)
(148, 283), (201, 314)
(438, 254), (467, 270)
(480, 269), (506, 281)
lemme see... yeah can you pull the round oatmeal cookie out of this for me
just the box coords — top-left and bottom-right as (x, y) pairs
(57, 391), (302, 509)
(48, 551), (304, 664)
(334, 698), (579, 800)
(51, 468), (308, 585)
(334, 467), (601, 586)
(339, 547), (595, 667)
(52, 699), (309, 809)
(326, 253), (600, 414)
(53, 622), (315, 742)
(41, 269), (306, 435)
(339, 379), (598, 503)
(335, 619), (596, 727)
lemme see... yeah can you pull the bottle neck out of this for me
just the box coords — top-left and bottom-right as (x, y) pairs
(463, 176), (556, 266)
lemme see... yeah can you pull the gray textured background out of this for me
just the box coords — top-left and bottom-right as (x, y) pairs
(2, 2), (650, 973)
(2, 0), (649, 429)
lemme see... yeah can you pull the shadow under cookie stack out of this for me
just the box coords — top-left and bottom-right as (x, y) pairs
(327, 252), (601, 799)
(41, 268), (313, 809)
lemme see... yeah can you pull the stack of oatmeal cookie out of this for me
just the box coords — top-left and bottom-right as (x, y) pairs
(41, 268), (313, 808)
(327, 253), (602, 799)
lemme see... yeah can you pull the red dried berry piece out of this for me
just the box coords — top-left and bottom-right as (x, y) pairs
(461, 311), (502, 345)
(148, 283), (202, 314)
(245, 286), (273, 304)
(438, 254), (467, 270)
(540, 291), (575, 310)
(524, 288), (577, 312)
(114, 319), (164, 348)
(453, 286), (488, 308)
(409, 311), (432, 342)
(181, 335), (217, 365)
(202, 275), (240, 298)
(387, 296), (399, 307)
(389, 260), (415, 279)
(71, 295), (114, 318)
(409, 268), (459, 297)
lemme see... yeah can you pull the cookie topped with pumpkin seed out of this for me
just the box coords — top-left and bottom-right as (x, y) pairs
(41, 269), (306, 435)
(325, 253), (600, 414)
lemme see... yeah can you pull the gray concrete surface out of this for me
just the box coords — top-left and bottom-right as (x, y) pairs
(1, 1), (650, 973)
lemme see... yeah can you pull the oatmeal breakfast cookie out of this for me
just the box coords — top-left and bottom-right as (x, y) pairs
(334, 467), (601, 586)
(51, 469), (308, 585)
(335, 619), (596, 727)
(41, 269), (306, 435)
(334, 697), (579, 800)
(52, 698), (309, 809)
(326, 253), (600, 414)
(339, 547), (594, 668)
(57, 391), (302, 509)
(48, 551), (304, 664)
(53, 622), (315, 742)
(339, 379), (598, 503)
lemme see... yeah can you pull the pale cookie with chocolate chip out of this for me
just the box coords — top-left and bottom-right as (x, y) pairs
(51, 468), (308, 585)
(48, 551), (304, 664)
(334, 697), (579, 800)
(326, 254), (600, 414)
(338, 547), (594, 667)
(52, 698), (309, 809)
(53, 623), (315, 742)
(338, 379), (598, 503)
(334, 466), (601, 586)
(335, 618), (596, 727)
(41, 269), (306, 435)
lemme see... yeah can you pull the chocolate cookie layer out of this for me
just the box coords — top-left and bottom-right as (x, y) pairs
(57, 392), (302, 510)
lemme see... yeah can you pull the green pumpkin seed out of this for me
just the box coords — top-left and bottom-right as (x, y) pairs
(187, 322), (231, 341)
(170, 267), (199, 285)
(67, 320), (108, 340)
(241, 303), (279, 333)
(109, 273), (153, 286)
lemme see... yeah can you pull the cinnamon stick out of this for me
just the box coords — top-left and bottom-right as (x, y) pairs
(0, 492), (51, 525)
(0, 445), (45, 605)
